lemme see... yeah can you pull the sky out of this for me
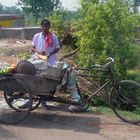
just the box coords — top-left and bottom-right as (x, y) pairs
(0, 0), (79, 10)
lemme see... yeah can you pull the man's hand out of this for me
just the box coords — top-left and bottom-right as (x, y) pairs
(30, 47), (36, 54)
(38, 54), (47, 60)
(40, 51), (46, 55)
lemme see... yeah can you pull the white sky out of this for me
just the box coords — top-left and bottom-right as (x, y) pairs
(0, 0), (79, 10)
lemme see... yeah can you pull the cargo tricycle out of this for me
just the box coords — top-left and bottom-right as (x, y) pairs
(0, 48), (140, 124)
(0, 49), (89, 124)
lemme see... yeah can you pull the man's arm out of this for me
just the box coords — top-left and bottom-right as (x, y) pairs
(31, 46), (35, 53)
(31, 46), (46, 55)
(48, 48), (59, 58)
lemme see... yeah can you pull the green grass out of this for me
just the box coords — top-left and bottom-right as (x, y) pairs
(93, 106), (113, 114)
(127, 69), (140, 83)
(111, 105), (140, 121)
(17, 52), (31, 60)
(94, 106), (140, 121)
(115, 109), (140, 120)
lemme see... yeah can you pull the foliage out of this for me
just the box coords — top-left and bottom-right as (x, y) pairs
(131, 0), (140, 13)
(73, 0), (139, 79)
(48, 9), (80, 45)
(0, 66), (12, 74)
(18, 0), (61, 25)
(48, 11), (66, 41)
(17, 53), (30, 60)
(0, 3), (22, 14)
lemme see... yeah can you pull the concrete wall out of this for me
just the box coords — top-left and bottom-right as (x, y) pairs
(0, 27), (41, 40)
(0, 26), (140, 44)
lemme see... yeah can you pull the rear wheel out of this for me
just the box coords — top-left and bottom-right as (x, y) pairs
(0, 77), (32, 124)
(110, 80), (140, 124)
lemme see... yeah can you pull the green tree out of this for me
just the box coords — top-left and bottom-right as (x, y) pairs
(53, 0), (62, 10)
(48, 9), (79, 42)
(133, 0), (140, 13)
(73, 0), (139, 78)
(2, 6), (22, 14)
(0, 3), (22, 14)
(48, 11), (65, 40)
(0, 3), (3, 13)
(18, 0), (61, 25)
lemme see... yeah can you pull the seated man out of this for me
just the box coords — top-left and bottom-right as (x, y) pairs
(19, 19), (82, 112)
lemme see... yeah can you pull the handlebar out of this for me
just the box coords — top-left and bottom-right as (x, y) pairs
(78, 57), (115, 70)
(59, 48), (79, 61)
(59, 48), (114, 69)
(92, 57), (114, 69)
(103, 57), (114, 68)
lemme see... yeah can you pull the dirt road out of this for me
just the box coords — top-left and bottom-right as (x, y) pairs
(0, 39), (139, 140)
(0, 107), (139, 140)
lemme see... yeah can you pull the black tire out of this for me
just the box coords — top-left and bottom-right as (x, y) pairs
(110, 80), (140, 124)
(30, 95), (41, 111)
(0, 77), (33, 124)
(4, 93), (41, 111)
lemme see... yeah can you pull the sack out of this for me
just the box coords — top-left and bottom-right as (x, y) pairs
(31, 59), (48, 74)
(28, 53), (49, 74)
(67, 69), (77, 89)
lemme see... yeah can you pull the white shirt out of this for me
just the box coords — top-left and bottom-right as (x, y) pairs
(32, 32), (60, 65)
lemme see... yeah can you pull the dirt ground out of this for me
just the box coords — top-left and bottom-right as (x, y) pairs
(0, 38), (31, 64)
(0, 38), (139, 140)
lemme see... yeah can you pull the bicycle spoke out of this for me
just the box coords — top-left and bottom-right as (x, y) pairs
(110, 80), (140, 124)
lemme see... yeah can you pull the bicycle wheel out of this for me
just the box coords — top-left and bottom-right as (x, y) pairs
(30, 95), (41, 111)
(0, 77), (33, 124)
(110, 80), (140, 124)
(4, 92), (41, 111)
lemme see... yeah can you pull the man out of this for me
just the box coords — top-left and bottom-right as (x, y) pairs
(20, 19), (82, 112)
(19, 19), (60, 109)
(32, 19), (60, 108)
(31, 19), (60, 65)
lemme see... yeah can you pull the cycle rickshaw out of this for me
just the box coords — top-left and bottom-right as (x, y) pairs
(0, 49), (140, 124)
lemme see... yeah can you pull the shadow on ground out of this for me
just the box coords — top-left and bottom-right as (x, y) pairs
(14, 105), (101, 134)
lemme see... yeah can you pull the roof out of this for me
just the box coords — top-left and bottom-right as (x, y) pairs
(0, 14), (24, 20)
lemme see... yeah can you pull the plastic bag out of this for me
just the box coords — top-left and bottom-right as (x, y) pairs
(67, 69), (77, 89)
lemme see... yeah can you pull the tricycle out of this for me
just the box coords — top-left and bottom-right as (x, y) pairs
(0, 48), (89, 124)
(0, 48), (140, 124)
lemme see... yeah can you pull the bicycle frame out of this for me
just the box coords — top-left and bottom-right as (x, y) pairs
(76, 66), (119, 101)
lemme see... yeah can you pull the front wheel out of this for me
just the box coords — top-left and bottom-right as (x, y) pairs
(4, 93), (41, 112)
(110, 80), (140, 124)
(0, 77), (33, 124)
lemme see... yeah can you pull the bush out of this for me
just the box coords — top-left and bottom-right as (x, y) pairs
(73, 0), (140, 79)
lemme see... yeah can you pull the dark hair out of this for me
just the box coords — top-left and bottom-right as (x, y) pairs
(41, 19), (51, 26)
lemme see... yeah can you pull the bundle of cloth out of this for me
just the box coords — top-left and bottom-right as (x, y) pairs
(28, 53), (64, 80)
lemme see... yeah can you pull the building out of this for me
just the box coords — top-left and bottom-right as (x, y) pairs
(0, 14), (25, 28)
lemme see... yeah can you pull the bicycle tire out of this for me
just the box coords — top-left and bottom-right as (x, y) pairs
(0, 77), (33, 124)
(30, 96), (41, 111)
(4, 93), (41, 111)
(110, 80), (140, 124)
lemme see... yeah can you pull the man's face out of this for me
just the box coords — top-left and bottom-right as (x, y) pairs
(41, 22), (50, 33)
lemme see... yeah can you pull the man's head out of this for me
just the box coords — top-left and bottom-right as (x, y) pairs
(41, 19), (51, 34)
